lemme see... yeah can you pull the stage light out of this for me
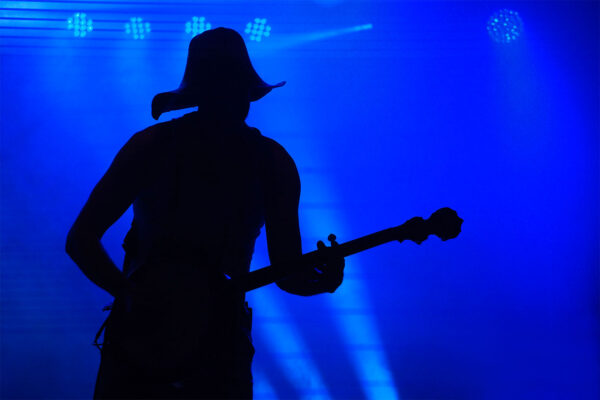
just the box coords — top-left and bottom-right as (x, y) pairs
(251, 290), (332, 399)
(244, 18), (271, 42)
(185, 16), (211, 35)
(265, 24), (373, 50)
(335, 309), (399, 399)
(304, 208), (399, 400)
(66, 13), (93, 38)
(487, 9), (523, 44)
(125, 17), (150, 40)
(253, 368), (278, 399)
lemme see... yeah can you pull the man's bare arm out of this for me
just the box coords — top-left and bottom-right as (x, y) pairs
(263, 139), (343, 296)
(66, 129), (157, 297)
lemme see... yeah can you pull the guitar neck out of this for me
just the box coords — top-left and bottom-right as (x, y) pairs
(336, 226), (408, 257)
(230, 207), (463, 293)
(232, 226), (406, 293)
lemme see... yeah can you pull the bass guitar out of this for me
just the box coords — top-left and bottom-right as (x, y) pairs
(99, 207), (463, 378)
(231, 207), (463, 292)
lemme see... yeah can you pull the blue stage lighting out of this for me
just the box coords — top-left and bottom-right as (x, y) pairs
(487, 9), (523, 44)
(185, 16), (211, 35)
(244, 18), (271, 42)
(125, 17), (151, 40)
(66, 13), (93, 38)
(251, 290), (332, 399)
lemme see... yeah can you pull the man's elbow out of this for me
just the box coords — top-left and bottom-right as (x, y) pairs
(65, 223), (94, 257)
(65, 226), (79, 257)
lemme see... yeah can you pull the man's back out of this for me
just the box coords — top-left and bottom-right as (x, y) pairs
(125, 112), (275, 279)
(77, 112), (300, 398)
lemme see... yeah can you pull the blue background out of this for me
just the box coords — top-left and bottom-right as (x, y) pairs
(1, 1), (598, 399)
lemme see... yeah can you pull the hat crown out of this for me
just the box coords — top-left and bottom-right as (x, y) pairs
(182, 28), (252, 88)
(151, 27), (285, 120)
(188, 28), (249, 60)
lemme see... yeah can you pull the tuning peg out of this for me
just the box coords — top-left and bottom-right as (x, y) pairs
(328, 234), (338, 246)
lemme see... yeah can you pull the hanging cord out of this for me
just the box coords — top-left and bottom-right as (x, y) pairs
(92, 302), (113, 351)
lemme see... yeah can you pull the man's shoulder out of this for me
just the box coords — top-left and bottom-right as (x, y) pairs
(127, 116), (184, 147)
(253, 131), (294, 166)
(141, 115), (186, 136)
(252, 130), (299, 187)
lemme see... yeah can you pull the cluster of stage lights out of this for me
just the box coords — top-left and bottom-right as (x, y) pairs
(486, 9), (523, 44)
(244, 18), (272, 42)
(65, 10), (521, 44)
(66, 13), (93, 38)
(125, 17), (151, 40)
(185, 16), (212, 36)
(65, 13), (272, 41)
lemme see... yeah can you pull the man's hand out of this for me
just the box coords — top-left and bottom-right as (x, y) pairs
(313, 234), (345, 293)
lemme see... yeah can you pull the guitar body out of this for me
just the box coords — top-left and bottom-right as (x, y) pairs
(105, 261), (243, 379)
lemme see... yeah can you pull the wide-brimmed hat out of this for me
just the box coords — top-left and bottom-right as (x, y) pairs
(151, 27), (285, 120)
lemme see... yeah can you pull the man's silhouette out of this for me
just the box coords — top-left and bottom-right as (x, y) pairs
(66, 28), (344, 399)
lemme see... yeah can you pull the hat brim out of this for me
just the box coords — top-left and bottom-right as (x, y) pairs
(151, 81), (286, 120)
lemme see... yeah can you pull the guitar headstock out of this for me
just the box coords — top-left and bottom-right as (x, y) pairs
(426, 207), (463, 241)
(397, 207), (463, 244)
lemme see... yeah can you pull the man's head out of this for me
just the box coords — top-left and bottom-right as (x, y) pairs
(151, 28), (285, 120)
